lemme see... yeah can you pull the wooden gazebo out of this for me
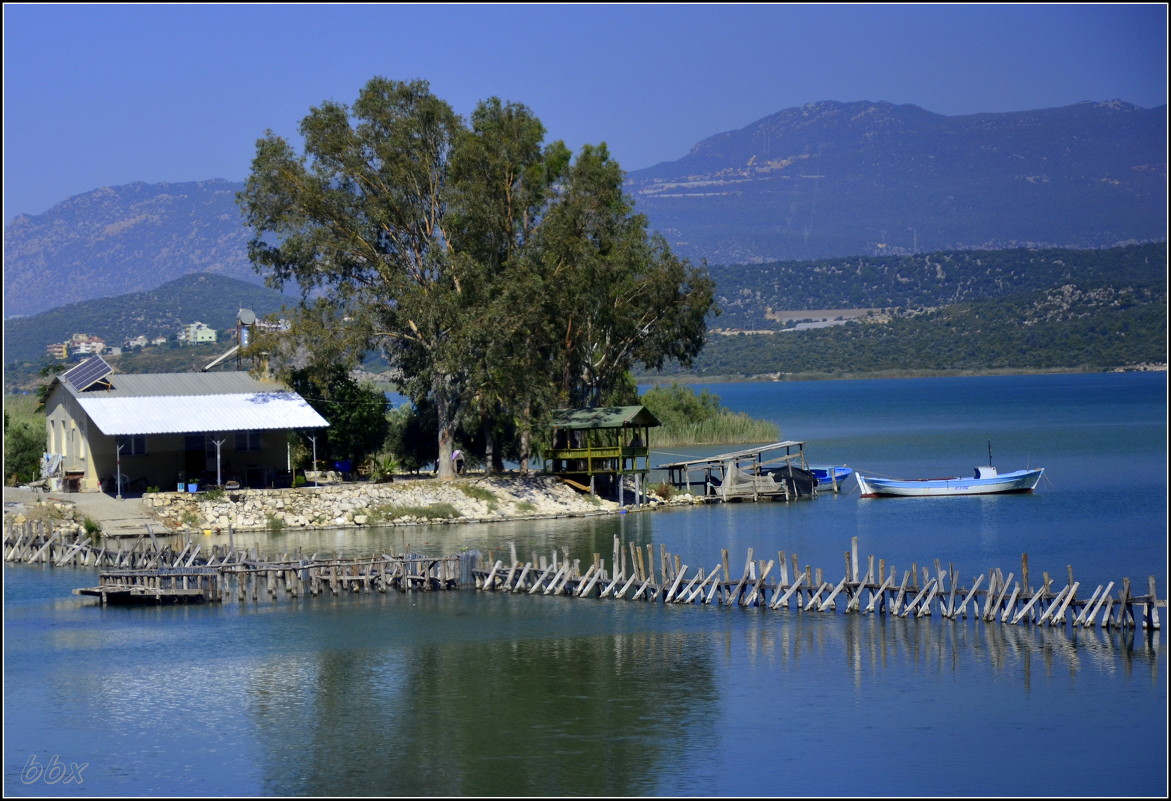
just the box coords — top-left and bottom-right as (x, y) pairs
(544, 406), (660, 503)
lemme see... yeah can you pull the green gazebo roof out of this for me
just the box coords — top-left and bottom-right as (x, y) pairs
(550, 406), (661, 430)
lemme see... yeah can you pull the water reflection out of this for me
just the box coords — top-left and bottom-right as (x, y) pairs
(730, 606), (1162, 689)
(245, 597), (719, 796)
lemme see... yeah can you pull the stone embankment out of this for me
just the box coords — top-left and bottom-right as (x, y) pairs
(140, 475), (701, 533)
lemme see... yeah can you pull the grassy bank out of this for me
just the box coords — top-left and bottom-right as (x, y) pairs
(4, 394), (41, 428)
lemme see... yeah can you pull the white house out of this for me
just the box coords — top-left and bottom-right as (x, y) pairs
(43, 356), (328, 493)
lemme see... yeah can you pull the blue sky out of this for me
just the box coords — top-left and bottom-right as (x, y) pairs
(3, 3), (1167, 223)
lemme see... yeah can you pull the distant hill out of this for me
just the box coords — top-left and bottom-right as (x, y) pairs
(3, 100), (1165, 320)
(626, 100), (1166, 265)
(3, 272), (297, 374)
(5, 245), (1162, 392)
(711, 242), (1167, 330)
(4, 179), (255, 318)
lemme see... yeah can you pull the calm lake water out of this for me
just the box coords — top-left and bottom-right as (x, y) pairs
(4, 372), (1167, 797)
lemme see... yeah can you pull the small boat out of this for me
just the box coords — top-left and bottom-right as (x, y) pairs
(855, 464), (1044, 498)
(757, 464), (819, 498)
(810, 465), (852, 491)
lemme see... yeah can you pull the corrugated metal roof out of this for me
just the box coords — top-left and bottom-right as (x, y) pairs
(65, 371), (286, 398)
(78, 392), (329, 435)
(550, 406), (661, 430)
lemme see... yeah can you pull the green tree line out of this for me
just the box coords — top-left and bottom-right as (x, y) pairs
(712, 242), (1166, 330)
(660, 281), (1166, 379)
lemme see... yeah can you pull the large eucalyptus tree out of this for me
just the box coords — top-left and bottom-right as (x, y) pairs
(530, 144), (716, 407)
(240, 76), (715, 479)
(444, 98), (570, 472)
(240, 78), (469, 478)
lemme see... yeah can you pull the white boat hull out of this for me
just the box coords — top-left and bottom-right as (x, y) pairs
(855, 467), (1044, 497)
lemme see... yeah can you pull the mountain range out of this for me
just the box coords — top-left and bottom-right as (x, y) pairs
(625, 99), (1166, 265)
(3, 99), (1166, 320)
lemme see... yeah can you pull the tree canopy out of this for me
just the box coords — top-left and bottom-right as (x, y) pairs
(239, 77), (715, 478)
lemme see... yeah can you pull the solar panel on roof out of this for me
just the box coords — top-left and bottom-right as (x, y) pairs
(62, 356), (113, 391)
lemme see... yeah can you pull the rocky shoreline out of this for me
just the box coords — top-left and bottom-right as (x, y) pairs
(5, 475), (704, 538)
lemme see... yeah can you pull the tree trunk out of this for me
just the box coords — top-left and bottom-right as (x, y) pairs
(482, 418), (495, 475)
(434, 373), (456, 481)
(519, 427), (532, 475)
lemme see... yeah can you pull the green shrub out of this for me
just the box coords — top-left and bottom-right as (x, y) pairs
(418, 503), (461, 519)
(4, 417), (43, 486)
(82, 515), (102, 541)
(653, 482), (678, 500)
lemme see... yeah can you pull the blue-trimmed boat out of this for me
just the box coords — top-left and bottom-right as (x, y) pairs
(810, 465), (853, 491)
(855, 464), (1044, 498)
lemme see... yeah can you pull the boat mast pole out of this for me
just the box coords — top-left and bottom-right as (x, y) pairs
(988, 440), (993, 466)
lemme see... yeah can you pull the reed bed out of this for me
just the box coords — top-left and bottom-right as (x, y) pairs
(652, 412), (779, 447)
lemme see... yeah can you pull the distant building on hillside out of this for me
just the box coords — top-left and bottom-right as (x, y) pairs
(178, 321), (217, 345)
(69, 334), (106, 355)
(45, 342), (69, 360)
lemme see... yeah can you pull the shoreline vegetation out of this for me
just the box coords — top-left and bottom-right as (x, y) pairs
(637, 363), (1168, 384)
(5, 365), (1163, 489)
(638, 382), (779, 446)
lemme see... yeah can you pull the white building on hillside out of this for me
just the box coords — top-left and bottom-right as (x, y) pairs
(179, 321), (217, 345)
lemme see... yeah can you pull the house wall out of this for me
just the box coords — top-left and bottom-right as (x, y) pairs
(45, 387), (297, 492)
(87, 430), (294, 491)
(44, 390), (100, 491)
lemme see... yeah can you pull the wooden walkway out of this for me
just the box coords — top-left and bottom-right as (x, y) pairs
(5, 518), (465, 604)
(4, 517), (1164, 631)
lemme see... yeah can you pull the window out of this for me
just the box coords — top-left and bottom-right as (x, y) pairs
(116, 435), (147, 455)
(185, 433), (217, 456)
(235, 431), (262, 452)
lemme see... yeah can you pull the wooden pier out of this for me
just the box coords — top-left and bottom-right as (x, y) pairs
(70, 554), (465, 604)
(470, 536), (1164, 632)
(657, 441), (818, 501)
(5, 518), (466, 604)
(4, 517), (1164, 632)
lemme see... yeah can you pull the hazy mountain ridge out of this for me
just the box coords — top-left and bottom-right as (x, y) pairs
(626, 100), (1166, 264)
(3, 100), (1166, 320)
(5, 243), (1163, 392)
(4, 179), (255, 318)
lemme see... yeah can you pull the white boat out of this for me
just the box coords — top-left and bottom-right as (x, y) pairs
(855, 464), (1044, 498)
